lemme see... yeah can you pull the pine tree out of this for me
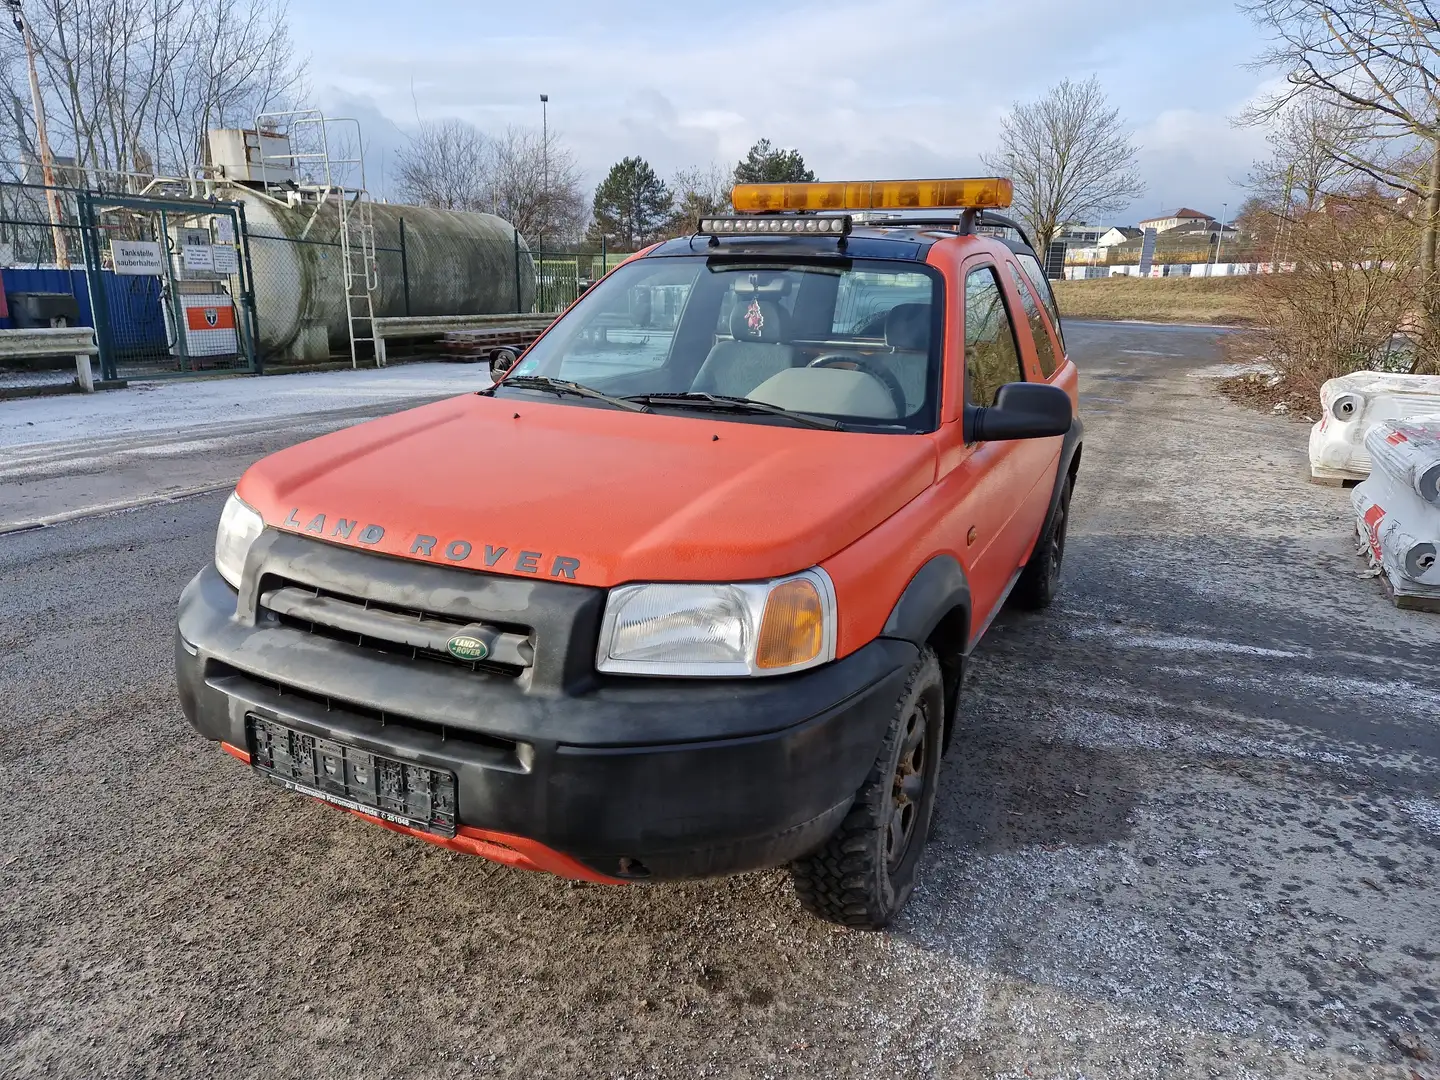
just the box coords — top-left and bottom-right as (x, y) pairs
(733, 139), (816, 185)
(590, 157), (674, 250)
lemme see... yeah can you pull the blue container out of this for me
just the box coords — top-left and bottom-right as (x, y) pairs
(1, 266), (168, 351)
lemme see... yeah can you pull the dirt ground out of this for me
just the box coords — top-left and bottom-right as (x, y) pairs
(1, 321), (1437, 1079)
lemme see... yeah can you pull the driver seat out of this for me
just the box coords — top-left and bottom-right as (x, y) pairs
(691, 300), (797, 397)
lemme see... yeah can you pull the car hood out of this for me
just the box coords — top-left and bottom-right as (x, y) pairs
(237, 393), (936, 587)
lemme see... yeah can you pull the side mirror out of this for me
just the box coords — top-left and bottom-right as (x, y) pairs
(491, 347), (519, 375)
(965, 382), (1072, 442)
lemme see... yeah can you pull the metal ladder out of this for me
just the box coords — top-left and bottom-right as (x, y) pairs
(253, 109), (381, 368)
(339, 188), (378, 368)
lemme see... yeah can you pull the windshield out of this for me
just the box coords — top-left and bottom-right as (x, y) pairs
(503, 254), (944, 432)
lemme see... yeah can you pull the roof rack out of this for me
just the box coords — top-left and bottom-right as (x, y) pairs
(851, 210), (1036, 251)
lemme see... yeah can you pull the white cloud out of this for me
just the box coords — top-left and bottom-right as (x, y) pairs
(295, 0), (1280, 223)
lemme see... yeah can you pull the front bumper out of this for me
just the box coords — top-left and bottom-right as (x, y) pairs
(177, 564), (913, 881)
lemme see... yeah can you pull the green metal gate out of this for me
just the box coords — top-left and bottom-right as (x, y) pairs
(77, 191), (259, 381)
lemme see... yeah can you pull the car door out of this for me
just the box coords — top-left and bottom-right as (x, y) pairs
(950, 259), (1059, 634)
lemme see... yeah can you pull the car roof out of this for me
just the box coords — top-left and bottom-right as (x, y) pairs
(645, 223), (1039, 264)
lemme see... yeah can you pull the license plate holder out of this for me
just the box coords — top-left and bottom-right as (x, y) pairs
(246, 714), (458, 837)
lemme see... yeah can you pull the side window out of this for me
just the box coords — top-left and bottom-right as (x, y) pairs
(1007, 263), (1059, 378)
(964, 266), (1025, 407)
(1015, 252), (1065, 348)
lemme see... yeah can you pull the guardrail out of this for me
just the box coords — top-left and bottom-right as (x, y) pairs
(372, 314), (554, 368)
(0, 326), (99, 394)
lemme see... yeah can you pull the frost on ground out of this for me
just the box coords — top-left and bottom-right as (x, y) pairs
(0, 362), (490, 448)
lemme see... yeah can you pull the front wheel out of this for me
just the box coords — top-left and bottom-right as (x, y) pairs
(789, 647), (945, 929)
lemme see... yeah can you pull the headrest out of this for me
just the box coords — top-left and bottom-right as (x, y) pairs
(885, 304), (931, 351)
(730, 299), (786, 343)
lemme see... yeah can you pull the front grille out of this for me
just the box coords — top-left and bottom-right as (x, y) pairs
(242, 531), (606, 695)
(258, 579), (531, 677)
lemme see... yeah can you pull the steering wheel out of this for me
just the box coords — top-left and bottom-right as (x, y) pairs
(806, 354), (909, 418)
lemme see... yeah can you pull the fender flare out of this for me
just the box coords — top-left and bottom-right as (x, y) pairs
(1040, 416), (1085, 533)
(880, 554), (972, 754)
(880, 553), (971, 646)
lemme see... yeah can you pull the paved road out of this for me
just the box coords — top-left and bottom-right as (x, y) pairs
(2, 324), (1437, 1079)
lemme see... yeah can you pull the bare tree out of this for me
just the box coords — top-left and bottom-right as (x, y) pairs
(395, 117), (489, 210)
(487, 125), (585, 245)
(394, 118), (587, 244)
(1241, 0), (1440, 337)
(982, 76), (1145, 254)
(1248, 96), (1366, 212)
(664, 162), (730, 237)
(0, 0), (306, 188)
(1235, 189), (1435, 383)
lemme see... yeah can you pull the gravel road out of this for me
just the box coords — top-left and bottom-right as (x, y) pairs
(2, 323), (1437, 1079)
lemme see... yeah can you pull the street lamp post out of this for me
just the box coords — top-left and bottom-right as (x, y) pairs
(1214, 201), (1229, 267)
(6, 0), (69, 268)
(539, 94), (548, 258)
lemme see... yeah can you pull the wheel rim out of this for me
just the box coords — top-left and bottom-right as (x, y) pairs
(886, 699), (929, 872)
(1047, 494), (1069, 586)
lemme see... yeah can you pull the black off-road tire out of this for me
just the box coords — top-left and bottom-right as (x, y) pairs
(789, 647), (945, 930)
(1012, 473), (1073, 611)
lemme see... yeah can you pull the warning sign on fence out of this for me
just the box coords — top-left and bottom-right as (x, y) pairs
(210, 245), (239, 275)
(111, 240), (164, 276)
(182, 245), (215, 272)
(180, 294), (239, 356)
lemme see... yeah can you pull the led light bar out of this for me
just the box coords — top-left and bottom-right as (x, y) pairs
(732, 177), (1013, 214)
(699, 215), (853, 237)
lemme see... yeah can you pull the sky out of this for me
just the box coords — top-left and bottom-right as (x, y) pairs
(290, 0), (1281, 227)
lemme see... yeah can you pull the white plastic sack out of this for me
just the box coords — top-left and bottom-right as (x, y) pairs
(1308, 370), (1440, 483)
(1365, 418), (1440, 505)
(1353, 469), (1440, 606)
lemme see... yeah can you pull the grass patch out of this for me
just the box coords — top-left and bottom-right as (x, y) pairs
(1053, 276), (1257, 325)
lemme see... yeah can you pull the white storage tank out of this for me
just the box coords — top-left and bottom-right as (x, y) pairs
(238, 190), (536, 361)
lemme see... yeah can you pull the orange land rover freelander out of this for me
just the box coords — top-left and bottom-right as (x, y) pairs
(176, 177), (1082, 929)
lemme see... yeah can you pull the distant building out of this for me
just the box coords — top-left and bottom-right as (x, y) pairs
(1137, 208), (1213, 233)
(1056, 223), (1105, 245)
(1166, 219), (1239, 239)
(1097, 226), (1143, 247)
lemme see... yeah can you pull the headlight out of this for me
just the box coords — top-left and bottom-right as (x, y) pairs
(596, 569), (836, 677)
(214, 492), (264, 589)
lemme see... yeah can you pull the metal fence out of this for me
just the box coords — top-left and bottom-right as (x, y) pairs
(0, 181), (259, 392)
(78, 190), (258, 381)
(0, 178), (636, 395)
(530, 248), (629, 314)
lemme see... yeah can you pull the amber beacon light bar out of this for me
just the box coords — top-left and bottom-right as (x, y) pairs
(730, 177), (1014, 214)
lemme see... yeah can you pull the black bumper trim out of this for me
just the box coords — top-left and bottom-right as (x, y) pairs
(178, 564), (915, 879)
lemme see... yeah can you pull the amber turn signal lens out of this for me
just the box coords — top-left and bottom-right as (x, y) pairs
(756, 579), (825, 670)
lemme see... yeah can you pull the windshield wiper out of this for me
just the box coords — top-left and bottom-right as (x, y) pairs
(625, 392), (844, 430)
(484, 375), (649, 412)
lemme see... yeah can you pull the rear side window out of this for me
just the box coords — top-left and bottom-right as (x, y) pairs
(1007, 263), (1059, 378)
(964, 267), (1024, 407)
(1015, 252), (1064, 348)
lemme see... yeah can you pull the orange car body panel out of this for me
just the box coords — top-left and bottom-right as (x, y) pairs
(237, 399), (936, 592)
(234, 232), (1073, 661)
